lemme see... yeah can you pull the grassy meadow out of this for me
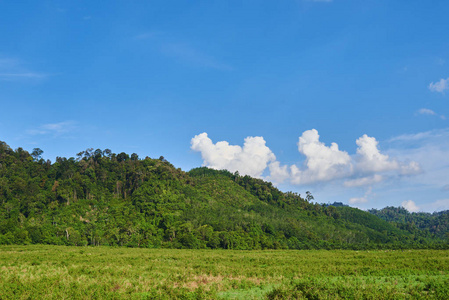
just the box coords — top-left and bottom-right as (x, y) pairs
(0, 245), (448, 299)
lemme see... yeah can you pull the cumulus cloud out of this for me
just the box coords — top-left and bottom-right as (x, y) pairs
(267, 161), (290, 184)
(401, 200), (420, 213)
(191, 133), (275, 178)
(191, 129), (421, 189)
(354, 134), (421, 176)
(289, 129), (352, 184)
(355, 135), (399, 173)
(429, 77), (449, 93)
(400, 161), (422, 175)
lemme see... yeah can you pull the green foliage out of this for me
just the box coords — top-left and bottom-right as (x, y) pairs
(369, 206), (449, 240)
(0, 140), (448, 249)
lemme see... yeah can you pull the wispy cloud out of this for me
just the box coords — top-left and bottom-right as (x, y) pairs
(0, 72), (48, 80)
(421, 199), (449, 212)
(0, 56), (48, 81)
(27, 121), (76, 137)
(388, 128), (449, 143)
(160, 43), (233, 71)
(349, 188), (372, 205)
(133, 31), (162, 40)
(348, 196), (368, 204)
(416, 108), (446, 120)
(0, 58), (18, 68)
(133, 32), (233, 71)
(386, 128), (449, 195)
(429, 77), (449, 93)
(436, 58), (445, 66)
(418, 108), (437, 116)
(344, 174), (383, 188)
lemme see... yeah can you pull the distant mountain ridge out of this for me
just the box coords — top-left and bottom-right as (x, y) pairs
(0, 140), (447, 249)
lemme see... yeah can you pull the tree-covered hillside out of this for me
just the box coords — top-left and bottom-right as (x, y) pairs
(369, 206), (449, 240)
(0, 141), (447, 249)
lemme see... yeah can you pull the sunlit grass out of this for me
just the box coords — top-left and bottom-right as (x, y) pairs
(0, 245), (448, 299)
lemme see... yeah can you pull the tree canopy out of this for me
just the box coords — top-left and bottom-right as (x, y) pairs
(0, 140), (447, 249)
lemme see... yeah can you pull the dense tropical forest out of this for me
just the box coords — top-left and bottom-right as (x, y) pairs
(0, 140), (448, 249)
(368, 206), (449, 240)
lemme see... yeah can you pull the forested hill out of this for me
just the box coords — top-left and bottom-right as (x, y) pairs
(368, 207), (449, 240)
(0, 141), (447, 249)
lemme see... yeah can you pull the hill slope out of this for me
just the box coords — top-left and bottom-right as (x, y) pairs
(369, 206), (449, 240)
(0, 141), (447, 249)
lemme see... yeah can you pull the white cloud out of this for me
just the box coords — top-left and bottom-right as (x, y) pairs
(289, 129), (352, 184)
(0, 72), (47, 79)
(348, 196), (368, 204)
(133, 31), (232, 71)
(417, 108), (446, 120)
(191, 129), (421, 190)
(267, 161), (290, 184)
(160, 43), (233, 71)
(0, 58), (18, 68)
(344, 174), (383, 187)
(423, 199), (449, 212)
(429, 77), (449, 93)
(41, 122), (73, 132)
(0, 56), (48, 81)
(349, 187), (372, 204)
(386, 128), (449, 193)
(355, 134), (421, 175)
(389, 128), (449, 143)
(190, 133), (275, 178)
(133, 31), (162, 40)
(418, 108), (436, 116)
(27, 121), (76, 136)
(400, 161), (422, 175)
(401, 200), (420, 212)
(355, 135), (399, 173)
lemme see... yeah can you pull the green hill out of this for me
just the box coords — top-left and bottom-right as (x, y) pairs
(369, 206), (449, 240)
(0, 140), (447, 249)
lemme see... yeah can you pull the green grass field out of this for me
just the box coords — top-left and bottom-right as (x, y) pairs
(0, 245), (448, 299)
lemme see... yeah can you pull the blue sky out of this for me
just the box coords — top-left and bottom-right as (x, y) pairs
(1, 0), (448, 212)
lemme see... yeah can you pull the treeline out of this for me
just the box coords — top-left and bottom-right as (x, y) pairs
(0, 141), (448, 249)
